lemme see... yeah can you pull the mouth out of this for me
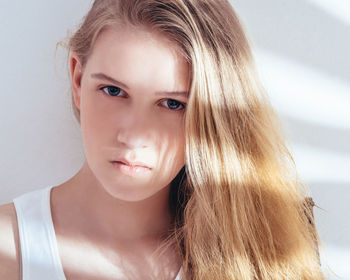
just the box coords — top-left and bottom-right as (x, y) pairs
(111, 157), (152, 169)
(111, 160), (151, 169)
(112, 160), (149, 168)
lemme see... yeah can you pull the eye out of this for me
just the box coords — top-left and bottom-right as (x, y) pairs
(160, 99), (186, 111)
(98, 86), (186, 111)
(99, 86), (126, 97)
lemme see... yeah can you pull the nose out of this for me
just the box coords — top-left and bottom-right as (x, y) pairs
(115, 107), (153, 150)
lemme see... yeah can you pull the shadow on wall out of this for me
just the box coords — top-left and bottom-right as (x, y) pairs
(283, 116), (350, 155)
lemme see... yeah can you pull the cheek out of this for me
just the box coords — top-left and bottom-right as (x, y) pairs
(172, 125), (186, 161)
(149, 113), (186, 170)
(156, 122), (186, 176)
(79, 91), (111, 156)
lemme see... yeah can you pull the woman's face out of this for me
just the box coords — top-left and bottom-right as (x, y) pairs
(71, 25), (190, 202)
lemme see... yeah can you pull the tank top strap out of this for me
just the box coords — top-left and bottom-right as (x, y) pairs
(13, 186), (66, 280)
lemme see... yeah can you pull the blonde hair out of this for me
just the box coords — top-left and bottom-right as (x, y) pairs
(65, 0), (324, 279)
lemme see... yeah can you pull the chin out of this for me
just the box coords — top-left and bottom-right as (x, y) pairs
(102, 183), (163, 202)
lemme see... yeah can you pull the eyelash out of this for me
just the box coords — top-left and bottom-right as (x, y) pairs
(98, 85), (186, 112)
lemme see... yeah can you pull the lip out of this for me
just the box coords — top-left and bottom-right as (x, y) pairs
(111, 159), (151, 169)
(111, 161), (151, 176)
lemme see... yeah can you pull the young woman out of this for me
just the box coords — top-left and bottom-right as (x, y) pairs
(0, 0), (324, 279)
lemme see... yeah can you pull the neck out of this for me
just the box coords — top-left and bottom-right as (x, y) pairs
(60, 161), (174, 242)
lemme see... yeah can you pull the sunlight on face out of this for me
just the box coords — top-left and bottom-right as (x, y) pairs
(77, 25), (190, 201)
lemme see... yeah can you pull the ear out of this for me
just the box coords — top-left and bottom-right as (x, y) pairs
(70, 53), (83, 111)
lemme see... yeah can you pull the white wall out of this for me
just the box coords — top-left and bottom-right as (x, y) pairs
(0, 0), (349, 278)
(0, 0), (91, 201)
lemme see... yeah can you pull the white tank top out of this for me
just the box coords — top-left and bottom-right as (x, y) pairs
(13, 185), (183, 280)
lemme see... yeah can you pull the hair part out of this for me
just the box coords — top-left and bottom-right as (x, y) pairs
(64, 1), (325, 279)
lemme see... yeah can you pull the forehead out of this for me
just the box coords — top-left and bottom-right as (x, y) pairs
(85, 25), (190, 92)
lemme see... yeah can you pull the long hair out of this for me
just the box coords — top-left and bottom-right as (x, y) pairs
(65, 0), (324, 279)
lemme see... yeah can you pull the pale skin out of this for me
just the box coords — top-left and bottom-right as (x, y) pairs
(0, 24), (190, 280)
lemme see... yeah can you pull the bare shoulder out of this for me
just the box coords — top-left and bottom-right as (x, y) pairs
(0, 202), (21, 279)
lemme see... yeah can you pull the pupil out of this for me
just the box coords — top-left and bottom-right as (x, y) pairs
(109, 87), (120, 96)
(168, 100), (179, 109)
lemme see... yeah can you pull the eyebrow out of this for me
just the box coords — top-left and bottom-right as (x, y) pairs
(91, 72), (189, 98)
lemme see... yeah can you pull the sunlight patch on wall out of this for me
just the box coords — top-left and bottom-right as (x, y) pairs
(254, 49), (350, 130)
(320, 244), (350, 280)
(307, 0), (350, 26)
